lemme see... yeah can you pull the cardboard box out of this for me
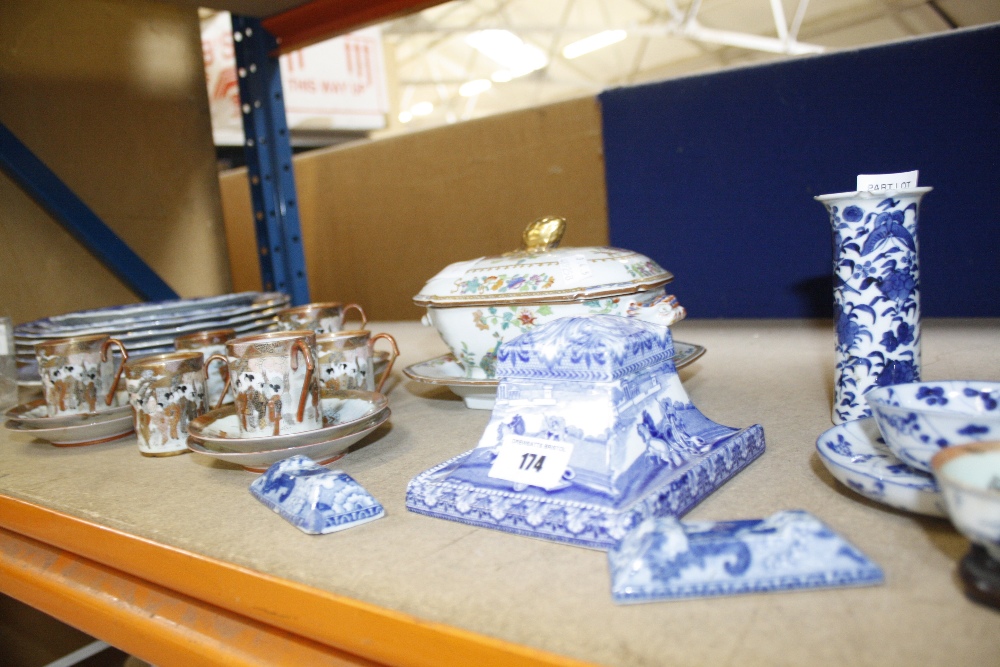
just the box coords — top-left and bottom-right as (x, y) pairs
(0, 0), (230, 325)
(219, 95), (609, 321)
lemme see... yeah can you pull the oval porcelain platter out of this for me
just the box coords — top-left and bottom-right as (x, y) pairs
(16, 292), (287, 336)
(14, 292), (291, 384)
(816, 417), (946, 517)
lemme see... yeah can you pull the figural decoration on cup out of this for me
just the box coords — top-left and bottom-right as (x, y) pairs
(276, 302), (367, 334)
(206, 331), (321, 437)
(316, 330), (399, 394)
(35, 334), (129, 417)
(124, 351), (208, 456)
(174, 328), (236, 408)
(815, 173), (931, 423)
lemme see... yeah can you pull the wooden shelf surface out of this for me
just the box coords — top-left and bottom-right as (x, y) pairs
(2, 320), (999, 667)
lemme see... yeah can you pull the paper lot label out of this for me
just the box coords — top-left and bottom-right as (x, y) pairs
(488, 435), (574, 490)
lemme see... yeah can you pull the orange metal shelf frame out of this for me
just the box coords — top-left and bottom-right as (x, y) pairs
(0, 494), (595, 667)
(0, 527), (372, 667)
(262, 0), (450, 54)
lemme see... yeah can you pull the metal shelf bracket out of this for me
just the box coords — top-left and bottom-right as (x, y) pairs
(231, 15), (311, 306)
(0, 122), (179, 302)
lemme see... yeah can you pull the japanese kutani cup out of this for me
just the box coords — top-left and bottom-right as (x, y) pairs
(276, 302), (367, 334)
(124, 351), (208, 456)
(932, 442), (1000, 562)
(174, 328), (236, 408)
(35, 334), (129, 417)
(316, 330), (399, 393)
(206, 330), (321, 437)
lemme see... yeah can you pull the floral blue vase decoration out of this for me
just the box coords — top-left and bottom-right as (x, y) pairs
(816, 186), (932, 424)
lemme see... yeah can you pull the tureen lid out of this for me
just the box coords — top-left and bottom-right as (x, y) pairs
(413, 217), (673, 307)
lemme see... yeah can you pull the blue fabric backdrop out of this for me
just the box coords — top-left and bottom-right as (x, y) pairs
(599, 23), (999, 318)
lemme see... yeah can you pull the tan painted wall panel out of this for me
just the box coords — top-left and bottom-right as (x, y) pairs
(220, 96), (608, 321)
(0, 0), (231, 326)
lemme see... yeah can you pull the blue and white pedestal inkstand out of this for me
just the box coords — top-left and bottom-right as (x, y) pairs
(815, 185), (932, 423)
(406, 315), (765, 549)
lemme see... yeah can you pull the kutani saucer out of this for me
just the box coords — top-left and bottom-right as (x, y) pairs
(4, 400), (134, 446)
(187, 390), (391, 472)
(403, 340), (707, 409)
(5, 399), (133, 430)
(187, 390), (389, 452)
(187, 411), (388, 472)
(816, 417), (946, 517)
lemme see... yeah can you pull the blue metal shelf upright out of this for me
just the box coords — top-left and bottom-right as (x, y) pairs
(231, 15), (310, 306)
(1, 1), (446, 307)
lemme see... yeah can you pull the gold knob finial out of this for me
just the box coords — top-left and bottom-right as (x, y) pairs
(522, 216), (566, 253)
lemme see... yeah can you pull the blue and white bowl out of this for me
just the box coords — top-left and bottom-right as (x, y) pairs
(865, 381), (1000, 472)
(932, 442), (1000, 562)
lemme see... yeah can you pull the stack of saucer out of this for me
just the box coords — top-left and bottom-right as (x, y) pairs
(5, 399), (134, 446)
(15, 292), (289, 384)
(186, 389), (390, 472)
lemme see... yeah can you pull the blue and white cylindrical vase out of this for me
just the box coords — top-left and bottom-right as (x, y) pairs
(815, 187), (932, 424)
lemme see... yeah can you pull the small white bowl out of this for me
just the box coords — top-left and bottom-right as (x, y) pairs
(865, 381), (1000, 472)
(931, 442), (1000, 561)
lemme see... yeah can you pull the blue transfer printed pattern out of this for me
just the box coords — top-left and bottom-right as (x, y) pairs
(815, 417), (945, 517)
(406, 316), (765, 549)
(866, 381), (1000, 471)
(495, 314), (675, 381)
(818, 189), (930, 423)
(250, 456), (384, 534)
(608, 510), (884, 603)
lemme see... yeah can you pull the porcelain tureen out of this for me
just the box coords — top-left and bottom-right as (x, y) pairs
(413, 216), (686, 379)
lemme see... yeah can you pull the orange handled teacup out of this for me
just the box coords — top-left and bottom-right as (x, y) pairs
(174, 328), (236, 408)
(275, 301), (367, 334)
(316, 330), (399, 394)
(34, 334), (129, 417)
(124, 351), (207, 456)
(205, 330), (321, 437)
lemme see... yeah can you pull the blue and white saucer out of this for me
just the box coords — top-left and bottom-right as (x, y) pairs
(816, 417), (946, 517)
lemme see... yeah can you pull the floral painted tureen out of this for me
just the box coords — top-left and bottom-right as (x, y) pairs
(414, 216), (687, 379)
